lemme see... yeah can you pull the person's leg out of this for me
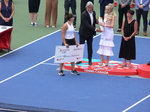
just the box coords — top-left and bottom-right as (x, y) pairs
(71, 62), (75, 70)
(33, 13), (38, 26)
(128, 59), (132, 68)
(123, 59), (127, 67)
(142, 10), (148, 35)
(70, 62), (80, 75)
(51, 0), (58, 27)
(100, 3), (105, 19)
(106, 56), (110, 66)
(100, 55), (104, 65)
(71, 0), (77, 27)
(136, 9), (142, 34)
(76, 36), (86, 64)
(45, 0), (52, 27)
(58, 63), (65, 76)
(87, 37), (93, 63)
(117, 4), (123, 31)
(64, 0), (70, 23)
(30, 13), (34, 26)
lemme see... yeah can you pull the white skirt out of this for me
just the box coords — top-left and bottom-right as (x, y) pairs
(97, 26), (114, 56)
(97, 45), (114, 56)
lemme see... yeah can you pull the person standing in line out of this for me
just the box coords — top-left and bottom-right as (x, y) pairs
(80, 0), (94, 14)
(59, 12), (80, 76)
(97, 3), (116, 66)
(135, 0), (150, 36)
(76, 1), (102, 65)
(119, 10), (138, 68)
(116, 0), (131, 33)
(45, 0), (58, 28)
(64, 0), (77, 29)
(28, 0), (40, 26)
(99, 0), (113, 19)
(0, 0), (14, 26)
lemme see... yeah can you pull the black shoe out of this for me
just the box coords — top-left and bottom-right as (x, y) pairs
(76, 61), (82, 64)
(88, 62), (92, 65)
(116, 29), (121, 33)
(74, 26), (77, 30)
(147, 61), (150, 65)
(70, 70), (80, 75)
(58, 70), (65, 76)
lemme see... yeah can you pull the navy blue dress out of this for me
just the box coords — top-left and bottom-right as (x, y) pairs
(0, 0), (13, 26)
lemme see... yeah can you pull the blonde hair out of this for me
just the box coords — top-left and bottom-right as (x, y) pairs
(105, 3), (116, 24)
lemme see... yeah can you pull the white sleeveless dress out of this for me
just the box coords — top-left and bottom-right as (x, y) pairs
(97, 17), (115, 56)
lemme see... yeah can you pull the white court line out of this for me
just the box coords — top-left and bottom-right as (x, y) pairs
(0, 30), (60, 58)
(0, 108), (28, 112)
(0, 56), (55, 84)
(122, 94), (150, 112)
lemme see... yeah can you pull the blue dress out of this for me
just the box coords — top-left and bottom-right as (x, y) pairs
(0, 0), (13, 26)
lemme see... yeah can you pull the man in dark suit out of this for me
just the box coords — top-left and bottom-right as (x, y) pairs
(99, 0), (113, 19)
(81, 0), (94, 14)
(77, 1), (102, 65)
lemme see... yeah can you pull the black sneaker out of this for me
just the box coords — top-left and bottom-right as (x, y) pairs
(71, 70), (80, 75)
(58, 70), (65, 76)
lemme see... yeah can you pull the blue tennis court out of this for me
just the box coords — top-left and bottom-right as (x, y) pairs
(0, 30), (150, 112)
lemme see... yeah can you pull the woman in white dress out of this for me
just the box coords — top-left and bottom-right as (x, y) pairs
(97, 3), (116, 66)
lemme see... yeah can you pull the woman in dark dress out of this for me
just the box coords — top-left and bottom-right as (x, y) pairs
(119, 10), (138, 68)
(28, 0), (40, 26)
(0, 0), (14, 26)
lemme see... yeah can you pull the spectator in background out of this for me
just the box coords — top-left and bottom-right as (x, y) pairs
(116, 0), (131, 33)
(64, 0), (77, 29)
(81, 0), (94, 14)
(99, 0), (113, 19)
(28, 0), (40, 27)
(0, 0), (14, 26)
(76, 1), (102, 65)
(119, 10), (137, 68)
(45, 0), (58, 28)
(59, 12), (80, 76)
(135, 0), (150, 36)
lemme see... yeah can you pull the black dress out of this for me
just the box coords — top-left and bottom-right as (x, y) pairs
(28, 0), (40, 13)
(119, 19), (136, 60)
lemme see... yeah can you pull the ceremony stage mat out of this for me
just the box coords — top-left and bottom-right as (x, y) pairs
(64, 59), (150, 78)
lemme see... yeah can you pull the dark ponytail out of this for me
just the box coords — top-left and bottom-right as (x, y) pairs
(65, 12), (74, 21)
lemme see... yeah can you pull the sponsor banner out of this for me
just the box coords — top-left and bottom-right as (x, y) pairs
(54, 44), (84, 63)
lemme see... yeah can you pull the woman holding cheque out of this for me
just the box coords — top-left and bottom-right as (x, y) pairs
(58, 12), (80, 76)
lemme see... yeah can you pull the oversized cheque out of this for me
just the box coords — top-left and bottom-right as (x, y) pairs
(54, 44), (84, 63)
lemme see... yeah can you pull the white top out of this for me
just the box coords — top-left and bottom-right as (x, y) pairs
(65, 22), (75, 39)
(0, 25), (12, 33)
(88, 11), (94, 25)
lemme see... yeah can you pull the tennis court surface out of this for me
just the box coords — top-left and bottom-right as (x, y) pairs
(0, 30), (150, 112)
